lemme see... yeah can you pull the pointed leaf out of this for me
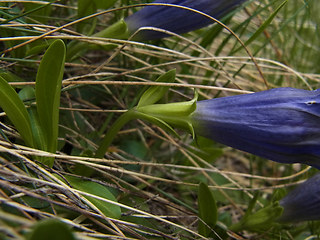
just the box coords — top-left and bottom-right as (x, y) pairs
(236, 0), (287, 52)
(64, 175), (121, 219)
(198, 182), (218, 237)
(26, 40), (54, 56)
(35, 39), (65, 156)
(0, 76), (34, 147)
(137, 69), (176, 108)
(0, 71), (24, 88)
(244, 193), (260, 218)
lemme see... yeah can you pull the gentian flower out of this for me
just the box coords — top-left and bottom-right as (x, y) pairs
(190, 87), (320, 168)
(68, 0), (247, 60)
(125, 0), (248, 40)
(279, 174), (320, 222)
(96, 69), (320, 169)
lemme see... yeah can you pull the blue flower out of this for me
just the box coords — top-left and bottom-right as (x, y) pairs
(279, 174), (320, 222)
(191, 88), (320, 168)
(125, 0), (247, 40)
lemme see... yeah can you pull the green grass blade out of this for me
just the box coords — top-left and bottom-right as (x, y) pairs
(35, 39), (66, 155)
(247, 0), (287, 47)
(0, 76), (34, 147)
(235, 0), (287, 53)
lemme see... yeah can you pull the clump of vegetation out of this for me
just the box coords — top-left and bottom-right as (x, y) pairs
(1, 1), (320, 239)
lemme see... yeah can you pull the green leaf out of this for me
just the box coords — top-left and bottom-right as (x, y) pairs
(198, 182), (218, 237)
(64, 175), (121, 219)
(21, 195), (50, 209)
(137, 69), (176, 108)
(0, 76), (34, 147)
(18, 86), (35, 102)
(243, 192), (260, 219)
(28, 106), (47, 152)
(27, 219), (75, 240)
(120, 140), (148, 160)
(35, 39), (65, 158)
(72, 163), (95, 177)
(0, 71), (24, 88)
(26, 39), (54, 56)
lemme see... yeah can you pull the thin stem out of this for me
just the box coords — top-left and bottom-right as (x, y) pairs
(95, 110), (135, 158)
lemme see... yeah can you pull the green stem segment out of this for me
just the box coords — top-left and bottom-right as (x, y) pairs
(95, 94), (198, 158)
(94, 108), (180, 158)
(95, 110), (136, 158)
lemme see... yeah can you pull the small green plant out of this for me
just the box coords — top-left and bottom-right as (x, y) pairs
(0, 39), (65, 167)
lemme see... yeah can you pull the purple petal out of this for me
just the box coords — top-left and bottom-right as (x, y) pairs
(191, 88), (320, 168)
(125, 0), (247, 40)
(280, 174), (320, 222)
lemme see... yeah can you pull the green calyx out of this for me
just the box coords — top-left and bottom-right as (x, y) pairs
(135, 69), (197, 136)
(93, 19), (129, 41)
(136, 91), (198, 138)
(95, 69), (198, 158)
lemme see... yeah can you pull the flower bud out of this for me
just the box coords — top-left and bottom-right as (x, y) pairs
(125, 0), (247, 40)
(279, 174), (320, 222)
(191, 88), (320, 168)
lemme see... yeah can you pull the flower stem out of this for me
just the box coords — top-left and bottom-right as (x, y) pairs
(95, 110), (135, 158)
